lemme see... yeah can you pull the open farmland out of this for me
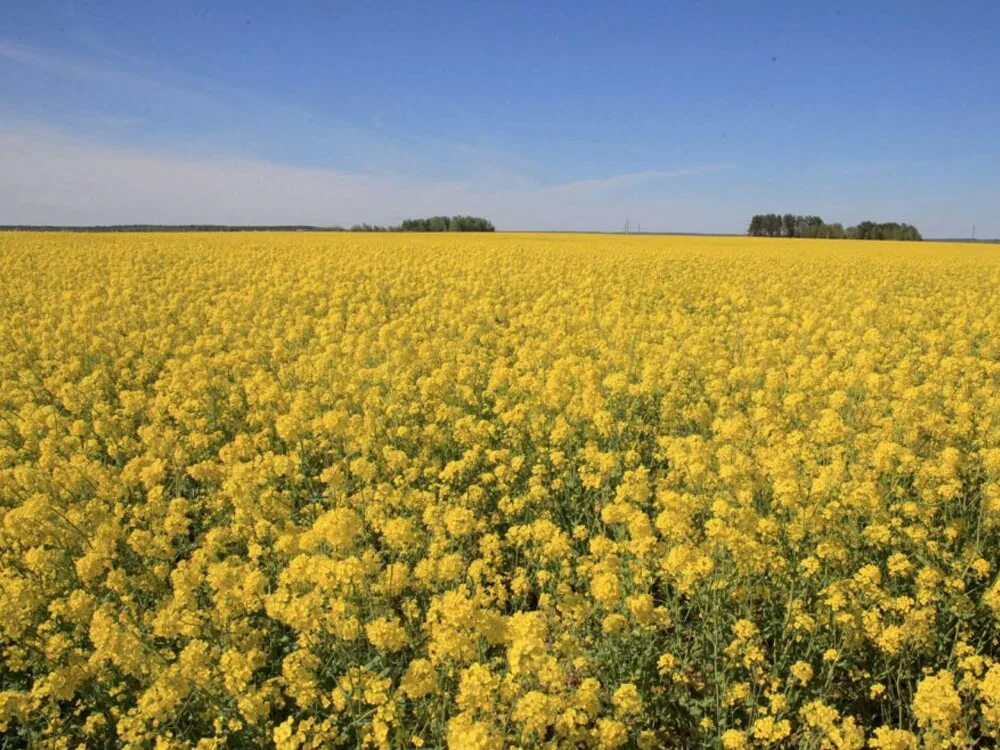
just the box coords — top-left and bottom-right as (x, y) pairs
(2, 232), (1000, 748)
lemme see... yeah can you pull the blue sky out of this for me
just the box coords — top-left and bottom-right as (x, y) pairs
(1, 1), (997, 235)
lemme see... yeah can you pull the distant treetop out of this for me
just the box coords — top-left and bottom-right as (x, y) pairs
(748, 214), (922, 241)
(398, 216), (495, 232)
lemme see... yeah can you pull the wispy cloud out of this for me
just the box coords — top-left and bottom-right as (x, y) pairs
(0, 39), (84, 75)
(0, 38), (474, 179)
(0, 39), (214, 107)
(0, 39), (730, 230)
(0, 125), (734, 231)
(546, 165), (727, 194)
(0, 127), (447, 226)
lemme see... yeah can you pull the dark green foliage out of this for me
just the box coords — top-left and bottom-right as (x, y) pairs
(847, 221), (922, 241)
(399, 215), (495, 232)
(747, 214), (922, 241)
(349, 223), (390, 232)
(748, 214), (785, 237)
(782, 213), (797, 238)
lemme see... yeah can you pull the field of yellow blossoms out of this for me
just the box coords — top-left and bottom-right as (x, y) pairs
(2, 231), (1000, 749)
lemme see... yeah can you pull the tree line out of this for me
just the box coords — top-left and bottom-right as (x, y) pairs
(398, 215), (494, 232)
(346, 215), (495, 232)
(0, 215), (496, 233)
(747, 214), (922, 241)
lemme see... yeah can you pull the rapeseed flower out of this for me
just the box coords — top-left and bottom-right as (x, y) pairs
(2, 231), (999, 746)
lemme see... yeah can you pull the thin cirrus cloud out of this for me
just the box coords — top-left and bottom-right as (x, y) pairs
(0, 39), (106, 78)
(0, 38), (728, 231)
(0, 126), (725, 230)
(0, 39), (217, 108)
(546, 166), (727, 195)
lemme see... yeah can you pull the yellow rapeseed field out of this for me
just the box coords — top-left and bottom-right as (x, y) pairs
(2, 231), (1000, 749)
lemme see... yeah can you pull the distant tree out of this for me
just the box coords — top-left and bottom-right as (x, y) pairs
(399, 215), (494, 232)
(751, 214), (921, 242)
(849, 221), (913, 240)
(450, 215), (495, 231)
(825, 222), (846, 239)
(796, 216), (825, 238)
(782, 214), (797, 238)
(849, 221), (875, 240)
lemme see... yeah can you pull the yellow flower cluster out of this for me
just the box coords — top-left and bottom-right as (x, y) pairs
(2, 231), (1000, 748)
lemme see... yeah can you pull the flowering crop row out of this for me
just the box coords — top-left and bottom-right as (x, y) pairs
(1, 232), (999, 748)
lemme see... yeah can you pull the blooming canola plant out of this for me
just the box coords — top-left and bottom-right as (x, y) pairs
(1, 231), (999, 748)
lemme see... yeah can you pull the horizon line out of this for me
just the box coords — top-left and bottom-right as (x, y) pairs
(0, 225), (996, 243)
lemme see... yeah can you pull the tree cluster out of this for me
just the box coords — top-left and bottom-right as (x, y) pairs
(748, 214), (844, 238)
(748, 214), (921, 241)
(398, 215), (495, 232)
(848, 221), (922, 241)
(346, 224), (390, 232)
(340, 216), (495, 232)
